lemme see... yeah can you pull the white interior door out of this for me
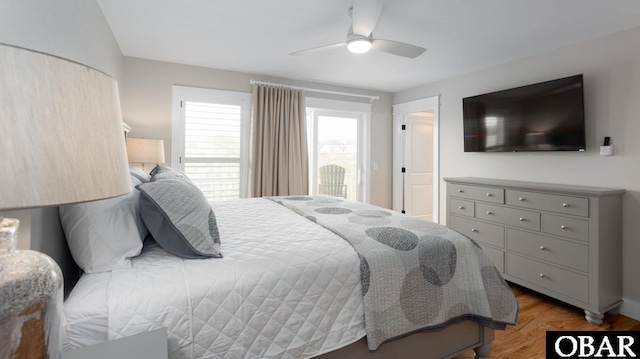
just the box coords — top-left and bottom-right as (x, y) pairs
(403, 113), (434, 220)
(392, 96), (440, 223)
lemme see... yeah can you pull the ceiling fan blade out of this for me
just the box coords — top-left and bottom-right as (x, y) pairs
(289, 42), (346, 56)
(352, 0), (384, 36)
(372, 39), (426, 58)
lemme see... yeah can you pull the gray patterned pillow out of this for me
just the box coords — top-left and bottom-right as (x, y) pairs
(137, 179), (222, 259)
(150, 164), (191, 182)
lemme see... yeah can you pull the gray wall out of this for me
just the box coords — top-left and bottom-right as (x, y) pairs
(394, 25), (640, 319)
(120, 57), (393, 208)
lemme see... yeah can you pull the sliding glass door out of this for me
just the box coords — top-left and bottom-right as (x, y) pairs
(307, 106), (369, 202)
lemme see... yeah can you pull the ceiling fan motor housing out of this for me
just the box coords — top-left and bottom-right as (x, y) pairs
(347, 33), (373, 53)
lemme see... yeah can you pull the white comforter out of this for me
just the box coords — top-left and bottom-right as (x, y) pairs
(104, 198), (365, 358)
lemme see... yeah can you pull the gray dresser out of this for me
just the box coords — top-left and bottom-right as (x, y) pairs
(444, 177), (624, 325)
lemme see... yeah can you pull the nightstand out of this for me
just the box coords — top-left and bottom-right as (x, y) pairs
(62, 328), (168, 359)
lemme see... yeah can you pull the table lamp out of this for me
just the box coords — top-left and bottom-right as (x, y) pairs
(0, 43), (131, 358)
(126, 138), (166, 172)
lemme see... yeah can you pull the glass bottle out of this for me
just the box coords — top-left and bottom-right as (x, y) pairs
(0, 217), (62, 359)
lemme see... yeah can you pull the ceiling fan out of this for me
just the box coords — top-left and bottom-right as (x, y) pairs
(289, 0), (426, 58)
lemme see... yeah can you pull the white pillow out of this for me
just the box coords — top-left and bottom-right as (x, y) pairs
(59, 175), (146, 273)
(129, 166), (151, 183)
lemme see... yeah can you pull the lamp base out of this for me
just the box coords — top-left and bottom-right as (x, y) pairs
(0, 218), (63, 359)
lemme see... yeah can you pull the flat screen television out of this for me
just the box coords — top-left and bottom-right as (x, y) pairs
(463, 74), (586, 152)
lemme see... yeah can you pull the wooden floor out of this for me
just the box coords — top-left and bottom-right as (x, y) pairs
(452, 284), (640, 359)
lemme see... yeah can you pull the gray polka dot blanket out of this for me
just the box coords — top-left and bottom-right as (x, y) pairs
(269, 196), (519, 351)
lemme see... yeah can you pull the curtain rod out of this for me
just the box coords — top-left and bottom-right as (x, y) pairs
(249, 79), (379, 103)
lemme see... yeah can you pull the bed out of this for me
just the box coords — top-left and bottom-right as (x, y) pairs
(33, 165), (518, 359)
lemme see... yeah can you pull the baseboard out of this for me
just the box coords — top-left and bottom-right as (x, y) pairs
(620, 297), (640, 321)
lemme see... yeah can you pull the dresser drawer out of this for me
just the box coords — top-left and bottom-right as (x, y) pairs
(543, 214), (589, 242)
(506, 229), (588, 271)
(506, 190), (589, 217)
(449, 183), (504, 204)
(479, 244), (504, 273)
(476, 203), (541, 231)
(448, 216), (505, 248)
(450, 199), (474, 217)
(507, 254), (588, 303)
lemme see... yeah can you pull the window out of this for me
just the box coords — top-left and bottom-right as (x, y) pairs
(172, 86), (251, 201)
(306, 98), (371, 202)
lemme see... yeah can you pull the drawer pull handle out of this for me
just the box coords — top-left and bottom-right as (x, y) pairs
(471, 228), (478, 233)
(457, 189), (463, 193)
(518, 197), (525, 201)
(539, 274), (546, 278)
(458, 206), (464, 210)
(486, 193), (492, 197)
(540, 246), (546, 250)
(519, 217), (525, 222)
(562, 203), (569, 208)
(486, 211), (492, 215)
(561, 225), (568, 230)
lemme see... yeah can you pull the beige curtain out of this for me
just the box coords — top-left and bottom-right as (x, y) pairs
(249, 85), (309, 197)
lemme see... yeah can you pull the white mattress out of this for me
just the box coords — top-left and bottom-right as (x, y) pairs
(64, 198), (366, 358)
(62, 271), (110, 351)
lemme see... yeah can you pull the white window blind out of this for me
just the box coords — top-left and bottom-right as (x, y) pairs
(172, 87), (251, 202)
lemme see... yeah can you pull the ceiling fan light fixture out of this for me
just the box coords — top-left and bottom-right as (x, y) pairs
(347, 38), (372, 54)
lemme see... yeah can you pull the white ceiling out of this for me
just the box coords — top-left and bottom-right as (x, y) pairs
(97, 0), (640, 93)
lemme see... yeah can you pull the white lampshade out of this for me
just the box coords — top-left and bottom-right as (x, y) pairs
(0, 44), (132, 211)
(126, 138), (166, 165)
